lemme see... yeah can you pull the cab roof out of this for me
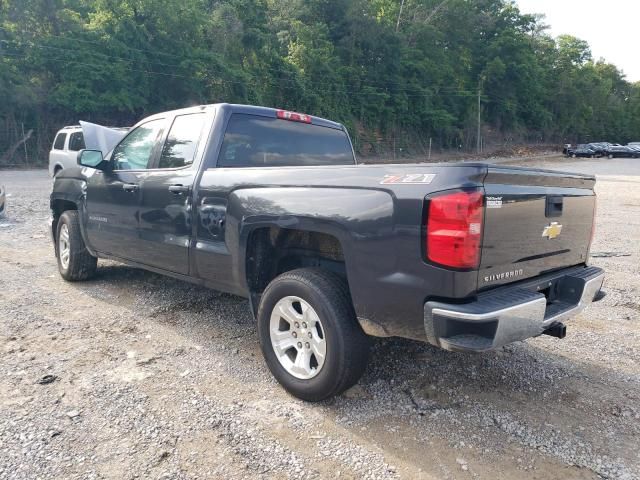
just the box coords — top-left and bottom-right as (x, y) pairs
(143, 103), (345, 130)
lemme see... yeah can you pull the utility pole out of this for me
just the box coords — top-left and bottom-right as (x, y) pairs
(396, 0), (405, 32)
(21, 122), (29, 166)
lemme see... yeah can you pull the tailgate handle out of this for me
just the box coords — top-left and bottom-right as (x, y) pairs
(545, 195), (563, 217)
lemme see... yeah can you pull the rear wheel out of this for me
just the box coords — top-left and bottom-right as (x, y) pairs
(257, 268), (370, 401)
(56, 210), (97, 281)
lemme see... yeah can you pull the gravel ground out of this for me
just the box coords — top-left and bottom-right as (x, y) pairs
(0, 156), (638, 479)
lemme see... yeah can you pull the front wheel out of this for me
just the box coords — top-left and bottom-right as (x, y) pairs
(257, 268), (370, 401)
(56, 210), (97, 281)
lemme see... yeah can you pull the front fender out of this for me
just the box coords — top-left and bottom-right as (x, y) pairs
(50, 174), (96, 255)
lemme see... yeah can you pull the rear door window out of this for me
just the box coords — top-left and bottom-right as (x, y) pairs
(218, 114), (354, 167)
(157, 113), (206, 169)
(68, 132), (85, 151)
(53, 133), (67, 150)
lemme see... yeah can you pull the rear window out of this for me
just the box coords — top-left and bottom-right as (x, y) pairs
(53, 133), (67, 150)
(68, 132), (85, 151)
(218, 114), (354, 168)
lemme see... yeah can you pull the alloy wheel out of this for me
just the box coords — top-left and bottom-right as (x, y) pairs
(269, 296), (327, 380)
(59, 223), (70, 269)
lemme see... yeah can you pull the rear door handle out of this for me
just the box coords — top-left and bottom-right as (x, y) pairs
(168, 184), (190, 195)
(122, 183), (139, 192)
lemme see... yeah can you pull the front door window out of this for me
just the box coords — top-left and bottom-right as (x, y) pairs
(112, 119), (164, 170)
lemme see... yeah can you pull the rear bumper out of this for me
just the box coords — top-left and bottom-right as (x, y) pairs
(424, 266), (605, 352)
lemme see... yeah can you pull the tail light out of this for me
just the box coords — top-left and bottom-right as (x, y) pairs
(426, 190), (484, 269)
(276, 109), (312, 124)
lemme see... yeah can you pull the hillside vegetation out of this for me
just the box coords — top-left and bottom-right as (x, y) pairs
(2, 0), (640, 164)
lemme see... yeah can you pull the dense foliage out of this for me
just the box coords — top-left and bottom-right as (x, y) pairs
(1, 0), (640, 163)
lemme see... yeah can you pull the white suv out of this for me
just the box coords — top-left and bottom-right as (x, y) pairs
(48, 126), (85, 177)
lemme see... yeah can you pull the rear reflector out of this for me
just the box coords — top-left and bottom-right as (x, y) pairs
(426, 190), (484, 269)
(276, 109), (312, 124)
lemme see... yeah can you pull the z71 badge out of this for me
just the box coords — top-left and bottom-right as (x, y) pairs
(380, 173), (436, 185)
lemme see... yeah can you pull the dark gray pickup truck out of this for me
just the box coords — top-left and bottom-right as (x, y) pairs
(50, 104), (605, 401)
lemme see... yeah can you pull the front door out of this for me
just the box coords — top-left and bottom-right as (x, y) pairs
(137, 112), (209, 274)
(84, 118), (165, 260)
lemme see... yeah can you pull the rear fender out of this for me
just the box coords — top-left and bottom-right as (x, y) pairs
(230, 187), (395, 308)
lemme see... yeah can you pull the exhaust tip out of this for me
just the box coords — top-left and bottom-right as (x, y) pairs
(543, 322), (566, 339)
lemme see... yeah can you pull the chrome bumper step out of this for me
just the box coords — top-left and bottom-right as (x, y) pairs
(424, 266), (605, 352)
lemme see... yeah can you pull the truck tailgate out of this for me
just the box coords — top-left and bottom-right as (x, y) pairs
(479, 166), (596, 290)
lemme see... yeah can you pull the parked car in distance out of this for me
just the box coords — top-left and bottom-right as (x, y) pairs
(603, 144), (634, 159)
(49, 124), (128, 177)
(50, 103), (605, 401)
(627, 145), (640, 158)
(585, 142), (610, 157)
(48, 126), (86, 177)
(566, 144), (596, 158)
(0, 184), (5, 218)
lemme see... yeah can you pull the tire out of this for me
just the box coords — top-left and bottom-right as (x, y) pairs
(53, 166), (62, 177)
(56, 210), (97, 281)
(608, 154), (613, 159)
(571, 153), (576, 158)
(257, 268), (370, 402)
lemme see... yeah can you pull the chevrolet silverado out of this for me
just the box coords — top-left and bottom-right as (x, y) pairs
(50, 104), (605, 401)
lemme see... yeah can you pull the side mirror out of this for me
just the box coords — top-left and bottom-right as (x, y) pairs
(77, 149), (109, 171)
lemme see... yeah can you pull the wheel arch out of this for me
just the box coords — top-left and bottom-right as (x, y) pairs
(242, 221), (351, 317)
(50, 186), (95, 256)
(50, 198), (78, 243)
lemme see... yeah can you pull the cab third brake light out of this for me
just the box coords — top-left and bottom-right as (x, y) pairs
(276, 109), (312, 124)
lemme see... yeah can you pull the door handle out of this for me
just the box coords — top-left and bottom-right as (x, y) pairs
(168, 184), (190, 195)
(200, 205), (222, 214)
(122, 183), (139, 192)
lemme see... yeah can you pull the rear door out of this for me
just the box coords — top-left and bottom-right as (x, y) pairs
(479, 167), (596, 290)
(84, 119), (165, 260)
(136, 112), (211, 274)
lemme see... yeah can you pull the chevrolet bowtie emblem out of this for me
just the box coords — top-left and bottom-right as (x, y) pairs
(542, 222), (563, 239)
